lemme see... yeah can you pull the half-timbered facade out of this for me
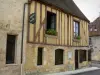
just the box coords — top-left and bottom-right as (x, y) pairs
(0, 0), (90, 75)
(24, 0), (90, 75)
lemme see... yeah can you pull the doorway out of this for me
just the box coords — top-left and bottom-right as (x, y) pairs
(75, 50), (79, 69)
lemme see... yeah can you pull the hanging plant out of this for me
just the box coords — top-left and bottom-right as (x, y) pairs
(46, 29), (57, 36)
(75, 36), (81, 40)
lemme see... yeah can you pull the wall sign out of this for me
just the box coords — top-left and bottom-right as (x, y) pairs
(29, 13), (36, 24)
(68, 51), (72, 59)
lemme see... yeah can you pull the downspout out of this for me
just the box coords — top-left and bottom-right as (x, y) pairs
(21, 3), (28, 64)
(21, 1), (30, 75)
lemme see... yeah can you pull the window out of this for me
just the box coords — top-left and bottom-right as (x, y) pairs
(47, 11), (56, 30)
(94, 29), (97, 31)
(88, 50), (91, 61)
(6, 35), (16, 64)
(55, 49), (64, 65)
(37, 47), (43, 65)
(90, 28), (93, 31)
(94, 25), (97, 31)
(80, 50), (86, 63)
(74, 21), (80, 38)
(89, 38), (92, 45)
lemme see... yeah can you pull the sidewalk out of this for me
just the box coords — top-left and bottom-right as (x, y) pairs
(46, 67), (100, 75)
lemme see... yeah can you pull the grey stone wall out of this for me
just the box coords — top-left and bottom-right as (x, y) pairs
(90, 36), (100, 61)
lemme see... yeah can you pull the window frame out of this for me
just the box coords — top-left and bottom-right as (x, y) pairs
(88, 50), (91, 61)
(73, 20), (80, 38)
(6, 34), (17, 64)
(46, 11), (57, 31)
(55, 49), (64, 65)
(37, 47), (44, 66)
(79, 50), (86, 63)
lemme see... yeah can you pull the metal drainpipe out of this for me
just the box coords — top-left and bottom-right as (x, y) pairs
(21, 2), (29, 75)
(21, 2), (28, 64)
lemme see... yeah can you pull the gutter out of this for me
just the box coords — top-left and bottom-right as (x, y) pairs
(21, 3), (28, 64)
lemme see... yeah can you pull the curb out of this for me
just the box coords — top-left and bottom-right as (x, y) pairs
(46, 67), (100, 75)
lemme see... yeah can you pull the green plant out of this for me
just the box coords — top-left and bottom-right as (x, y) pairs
(46, 29), (57, 35)
(75, 36), (81, 40)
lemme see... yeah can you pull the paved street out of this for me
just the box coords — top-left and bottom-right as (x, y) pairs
(72, 61), (100, 75)
(72, 70), (100, 75)
(91, 61), (100, 68)
(46, 61), (100, 75)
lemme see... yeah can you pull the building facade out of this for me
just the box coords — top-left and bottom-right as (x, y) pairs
(24, 0), (90, 75)
(89, 17), (100, 61)
(0, 0), (90, 75)
(0, 0), (27, 75)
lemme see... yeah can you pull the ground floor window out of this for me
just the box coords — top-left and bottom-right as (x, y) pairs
(55, 49), (64, 65)
(80, 50), (86, 63)
(88, 50), (91, 61)
(6, 35), (16, 64)
(37, 47), (43, 65)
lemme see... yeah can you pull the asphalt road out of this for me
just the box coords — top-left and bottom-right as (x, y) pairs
(73, 62), (100, 75)
(72, 70), (100, 75)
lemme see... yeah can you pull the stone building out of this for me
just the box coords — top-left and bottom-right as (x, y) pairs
(24, 0), (90, 75)
(0, 0), (28, 75)
(0, 0), (90, 75)
(89, 17), (100, 61)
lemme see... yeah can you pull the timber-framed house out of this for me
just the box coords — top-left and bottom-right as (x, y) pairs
(24, 0), (90, 74)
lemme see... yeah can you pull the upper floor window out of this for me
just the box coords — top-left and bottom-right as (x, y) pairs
(90, 28), (93, 31)
(74, 21), (80, 38)
(94, 26), (97, 31)
(47, 11), (56, 30)
(46, 11), (57, 36)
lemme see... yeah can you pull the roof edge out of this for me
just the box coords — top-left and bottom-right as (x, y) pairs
(30, 0), (90, 23)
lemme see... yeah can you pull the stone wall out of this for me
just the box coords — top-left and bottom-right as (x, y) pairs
(90, 36), (100, 61)
(0, 0), (28, 75)
(0, 65), (21, 75)
(24, 44), (89, 75)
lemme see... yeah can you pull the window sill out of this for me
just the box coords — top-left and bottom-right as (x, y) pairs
(73, 39), (80, 42)
(37, 65), (43, 67)
(5, 64), (18, 66)
(45, 34), (58, 38)
(55, 64), (64, 67)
